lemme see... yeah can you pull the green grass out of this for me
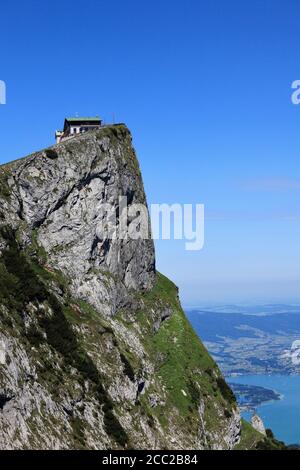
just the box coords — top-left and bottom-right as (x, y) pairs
(27, 229), (48, 264)
(152, 308), (213, 414)
(145, 275), (226, 413)
(235, 420), (288, 450)
(235, 419), (263, 450)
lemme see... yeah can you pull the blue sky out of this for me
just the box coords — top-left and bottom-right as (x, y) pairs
(1, 0), (300, 305)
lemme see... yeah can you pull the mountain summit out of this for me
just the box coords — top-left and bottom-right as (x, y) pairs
(0, 124), (263, 449)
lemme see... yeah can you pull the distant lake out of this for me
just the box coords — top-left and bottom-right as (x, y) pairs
(186, 306), (300, 444)
(229, 375), (300, 445)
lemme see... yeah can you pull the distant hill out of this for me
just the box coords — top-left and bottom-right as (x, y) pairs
(187, 306), (300, 375)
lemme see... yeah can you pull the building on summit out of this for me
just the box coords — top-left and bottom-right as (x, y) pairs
(55, 116), (102, 143)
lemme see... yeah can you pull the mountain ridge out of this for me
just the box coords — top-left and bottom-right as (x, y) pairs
(0, 125), (267, 449)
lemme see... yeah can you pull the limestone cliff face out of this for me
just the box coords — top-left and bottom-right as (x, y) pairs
(1, 126), (155, 316)
(0, 125), (243, 449)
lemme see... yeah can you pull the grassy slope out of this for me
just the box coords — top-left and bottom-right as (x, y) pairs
(235, 420), (289, 451)
(115, 273), (239, 445)
(235, 419), (263, 450)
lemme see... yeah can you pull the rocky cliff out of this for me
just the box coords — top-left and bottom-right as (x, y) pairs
(0, 124), (257, 449)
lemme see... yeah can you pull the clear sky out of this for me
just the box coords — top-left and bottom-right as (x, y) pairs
(1, 0), (300, 305)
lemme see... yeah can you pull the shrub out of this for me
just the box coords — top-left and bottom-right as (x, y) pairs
(187, 379), (200, 408)
(45, 149), (58, 160)
(26, 326), (44, 347)
(120, 353), (135, 382)
(216, 377), (236, 404)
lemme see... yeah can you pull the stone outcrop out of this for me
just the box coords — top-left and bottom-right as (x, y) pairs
(251, 414), (266, 436)
(0, 125), (246, 449)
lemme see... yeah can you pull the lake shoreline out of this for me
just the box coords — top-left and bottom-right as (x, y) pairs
(229, 374), (300, 444)
(228, 380), (282, 412)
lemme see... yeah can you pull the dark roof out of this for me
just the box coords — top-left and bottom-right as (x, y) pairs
(65, 116), (101, 123)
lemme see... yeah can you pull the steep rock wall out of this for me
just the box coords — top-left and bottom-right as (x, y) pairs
(0, 125), (245, 449)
